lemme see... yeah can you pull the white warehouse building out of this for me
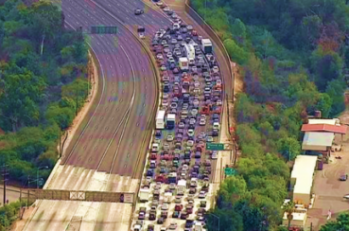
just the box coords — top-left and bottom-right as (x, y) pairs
(291, 155), (318, 206)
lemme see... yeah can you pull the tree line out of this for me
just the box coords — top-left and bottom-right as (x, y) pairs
(191, 0), (349, 230)
(0, 0), (88, 186)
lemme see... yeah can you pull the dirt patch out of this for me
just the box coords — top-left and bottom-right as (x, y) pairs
(230, 62), (244, 131)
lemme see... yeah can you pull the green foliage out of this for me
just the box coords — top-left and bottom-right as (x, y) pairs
(320, 212), (349, 231)
(224, 39), (249, 65)
(277, 138), (301, 161)
(0, 0), (88, 187)
(0, 200), (27, 228)
(192, 0), (349, 230)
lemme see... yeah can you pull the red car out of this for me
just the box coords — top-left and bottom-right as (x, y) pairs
(192, 30), (198, 36)
(150, 154), (157, 160)
(156, 175), (166, 183)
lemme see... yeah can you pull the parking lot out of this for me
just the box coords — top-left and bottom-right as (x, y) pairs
(307, 130), (349, 230)
(132, 2), (224, 231)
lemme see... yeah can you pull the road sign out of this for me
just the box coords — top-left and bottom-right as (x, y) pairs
(206, 143), (224, 150)
(91, 26), (118, 34)
(225, 168), (236, 176)
(30, 189), (135, 204)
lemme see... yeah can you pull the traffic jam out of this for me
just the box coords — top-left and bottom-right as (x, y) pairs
(133, 2), (223, 231)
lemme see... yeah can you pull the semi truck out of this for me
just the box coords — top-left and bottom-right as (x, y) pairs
(156, 110), (166, 129)
(166, 114), (176, 129)
(179, 57), (189, 70)
(201, 38), (213, 54)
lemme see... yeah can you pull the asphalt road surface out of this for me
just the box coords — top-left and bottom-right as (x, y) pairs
(61, 0), (158, 178)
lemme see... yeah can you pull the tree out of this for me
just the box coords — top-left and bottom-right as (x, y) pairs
(326, 79), (346, 116)
(206, 208), (243, 231)
(277, 138), (300, 161)
(223, 39), (249, 65)
(282, 201), (295, 229)
(219, 176), (246, 205)
(320, 212), (349, 231)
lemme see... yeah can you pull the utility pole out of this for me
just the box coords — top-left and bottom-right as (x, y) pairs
(1, 163), (8, 206)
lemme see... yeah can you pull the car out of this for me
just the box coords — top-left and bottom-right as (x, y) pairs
(171, 38), (178, 44)
(180, 212), (188, 219)
(213, 122), (221, 130)
(172, 211), (180, 218)
(169, 223), (178, 230)
(211, 151), (218, 159)
(212, 65), (219, 73)
(134, 9), (144, 15)
(192, 30), (198, 36)
(171, 13), (179, 19)
(187, 140), (194, 147)
(212, 129), (219, 137)
(187, 25), (193, 31)
(198, 191), (206, 199)
(157, 217), (165, 224)
(204, 87), (212, 94)
(207, 136), (213, 142)
(156, 53), (164, 60)
(178, 122), (185, 128)
(181, 28), (188, 33)
(167, 134), (174, 142)
(340, 174), (348, 181)
(148, 224), (155, 231)
(161, 99), (169, 107)
(173, 68), (180, 74)
(199, 118), (206, 126)
(152, 143), (159, 152)
(163, 7), (170, 12)
(160, 65), (167, 71)
(170, 102), (178, 109)
(187, 129), (195, 137)
(156, 1), (164, 6)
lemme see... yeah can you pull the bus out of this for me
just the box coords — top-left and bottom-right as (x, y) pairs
(156, 110), (166, 129)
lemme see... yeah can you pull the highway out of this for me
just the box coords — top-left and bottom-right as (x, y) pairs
(22, 0), (160, 230)
(61, 0), (158, 177)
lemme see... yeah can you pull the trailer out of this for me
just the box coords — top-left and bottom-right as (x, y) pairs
(201, 38), (213, 54)
(156, 110), (166, 129)
(139, 188), (150, 202)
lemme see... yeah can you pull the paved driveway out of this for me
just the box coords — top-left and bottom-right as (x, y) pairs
(307, 134), (349, 230)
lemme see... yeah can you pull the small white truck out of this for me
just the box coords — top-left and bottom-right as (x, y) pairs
(179, 57), (189, 70)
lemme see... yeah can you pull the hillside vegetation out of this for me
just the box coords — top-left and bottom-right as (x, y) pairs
(190, 0), (349, 230)
(0, 0), (88, 185)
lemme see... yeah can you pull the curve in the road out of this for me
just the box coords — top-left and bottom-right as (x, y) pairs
(61, 0), (158, 177)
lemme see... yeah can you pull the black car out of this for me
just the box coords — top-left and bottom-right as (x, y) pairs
(146, 169), (154, 177)
(134, 9), (144, 15)
(155, 130), (162, 137)
(163, 85), (170, 93)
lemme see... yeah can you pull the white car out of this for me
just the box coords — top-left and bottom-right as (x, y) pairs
(213, 122), (220, 130)
(162, 99), (169, 107)
(178, 122), (185, 128)
(187, 140), (194, 147)
(156, 54), (163, 60)
(156, 1), (163, 6)
(198, 191), (206, 198)
(199, 118), (206, 126)
(167, 134), (174, 142)
(187, 129), (195, 137)
(152, 143), (159, 152)
(138, 32), (145, 39)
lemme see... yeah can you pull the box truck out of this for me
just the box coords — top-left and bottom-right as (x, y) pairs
(156, 110), (166, 129)
(166, 114), (176, 129)
(201, 38), (213, 54)
(179, 57), (189, 70)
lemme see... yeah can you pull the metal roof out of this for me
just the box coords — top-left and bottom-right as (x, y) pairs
(301, 124), (347, 134)
(291, 155), (318, 195)
(308, 119), (339, 125)
(302, 132), (334, 148)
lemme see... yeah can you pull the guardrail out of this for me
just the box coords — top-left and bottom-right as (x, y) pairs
(184, 0), (234, 102)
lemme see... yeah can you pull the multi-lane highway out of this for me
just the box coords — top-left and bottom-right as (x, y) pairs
(22, 0), (232, 230)
(61, 0), (159, 177)
(23, 0), (164, 230)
